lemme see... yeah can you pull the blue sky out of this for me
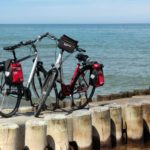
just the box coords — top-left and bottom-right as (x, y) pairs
(0, 0), (150, 24)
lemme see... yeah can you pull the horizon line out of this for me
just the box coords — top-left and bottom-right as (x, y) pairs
(0, 23), (150, 25)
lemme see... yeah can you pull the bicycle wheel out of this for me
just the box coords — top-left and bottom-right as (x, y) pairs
(0, 72), (22, 118)
(34, 71), (57, 117)
(31, 70), (46, 103)
(72, 66), (95, 109)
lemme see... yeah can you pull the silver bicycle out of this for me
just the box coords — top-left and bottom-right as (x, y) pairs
(0, 32), (52, 117)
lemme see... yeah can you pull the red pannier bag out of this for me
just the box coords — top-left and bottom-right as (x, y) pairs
(90, 62), (104, 87)
(5, 61), (23, 85)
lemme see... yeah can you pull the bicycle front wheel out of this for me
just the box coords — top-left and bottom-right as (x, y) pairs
(31, 70), (46, 103)
(34, 71), (57, 117)
(0, 72), (22, 117)
(72, 66), (95, 109)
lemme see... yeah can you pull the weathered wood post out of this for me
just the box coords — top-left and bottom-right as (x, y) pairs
(45, 114), (69, 150)
(126, 146), (142, 150)
(72, 110), (92, 150)
(142, 102), (150, 141)
(66, 114), (73, 142)
(18, 124), (25, 150)
(18, 106), (33, 113)
(110, 104), (122, 146)
(0, 123), (19, 150)
(90, 106), (111, 149)
(125, 103), (143, 145)
(63, 99), (72, 108)
(25, 120), (47, 150)
(97, 95), (110, 101)
(121, 105), (127, 144)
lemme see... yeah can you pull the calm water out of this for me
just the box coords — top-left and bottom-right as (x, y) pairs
(0, 24), (150, 95)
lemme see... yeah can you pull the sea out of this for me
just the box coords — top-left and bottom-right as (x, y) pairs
(0, 24), (150, 95)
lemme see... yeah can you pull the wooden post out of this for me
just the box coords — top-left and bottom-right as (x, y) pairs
(0, 123), (19, 150)
(90, 106), (111, 149)
(97, 95), (110, 101)
(25, 120), (47, 150)
(121, 105), (127, 144)
(66, 114), (73, 142)
(18, 106), (33, 113)
(18, 124), (25, 150)
(80, 98), (87, 106)
(110, 104), (122, 146)
(126, 146), (142, 150)
(142, 103), (150, 141)
(125, 104), (143, 145)
(59, 100), (64, 109)
(63, 99), (72, 108)
(45, 114), (69, 150)
(72, 110), (92, 150)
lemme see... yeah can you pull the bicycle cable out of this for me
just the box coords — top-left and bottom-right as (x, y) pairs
(61, 53), (73, 65)
(54, 41), (58, 62)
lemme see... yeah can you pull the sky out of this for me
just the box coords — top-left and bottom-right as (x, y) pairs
(0, 0), (150, 24)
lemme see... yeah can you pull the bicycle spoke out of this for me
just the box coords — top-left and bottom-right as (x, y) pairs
(72, 67), (95, 108)
(0, 82), (21, 117)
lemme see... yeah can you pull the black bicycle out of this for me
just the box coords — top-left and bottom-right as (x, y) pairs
(34, 34), (105, 117)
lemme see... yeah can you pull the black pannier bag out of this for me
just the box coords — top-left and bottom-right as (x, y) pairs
(58, 35), (78, 53)
(4, 59), (23, 85)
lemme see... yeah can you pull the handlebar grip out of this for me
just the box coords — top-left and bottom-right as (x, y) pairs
(3, 42), (22, 51)
(77, 48), (86, 52)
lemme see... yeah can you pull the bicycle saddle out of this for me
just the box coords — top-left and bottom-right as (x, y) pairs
(76, 53), (89, 62)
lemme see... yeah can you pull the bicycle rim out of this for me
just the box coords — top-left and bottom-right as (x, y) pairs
(0, 73), (21, 117)
(34, 72), (56, 117)
(72, 67), (95, 109)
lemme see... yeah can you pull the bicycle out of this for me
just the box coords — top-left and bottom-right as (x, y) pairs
(0, 33), (52, 117)
(35, 34), (105, 117)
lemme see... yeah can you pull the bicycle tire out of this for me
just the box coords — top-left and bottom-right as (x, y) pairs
(31, 70), (45, 102)
(0, 72), (22, 117)
(34, 71), (57, 117)
(71, 66), (95, 109)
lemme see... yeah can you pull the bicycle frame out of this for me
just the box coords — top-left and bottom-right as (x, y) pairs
(17, 52), (39, 88)
(53, 49), (83, 97)
(12, 50), (47, 106)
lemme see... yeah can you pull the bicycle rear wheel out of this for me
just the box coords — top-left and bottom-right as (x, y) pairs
(0, 72), (22, 118)
(34, 71), (57, 117)
(72, 66), (95, 109)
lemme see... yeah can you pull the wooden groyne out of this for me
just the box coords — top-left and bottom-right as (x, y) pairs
(0, 90), (150, 149)
(97, 88), (150, 101)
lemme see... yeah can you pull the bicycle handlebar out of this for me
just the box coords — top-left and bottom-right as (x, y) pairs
(3, 42), (23, 51)
(3, 32), (86, 53)
(37, 32), (49, 41)
(3, 32), (56, 51)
